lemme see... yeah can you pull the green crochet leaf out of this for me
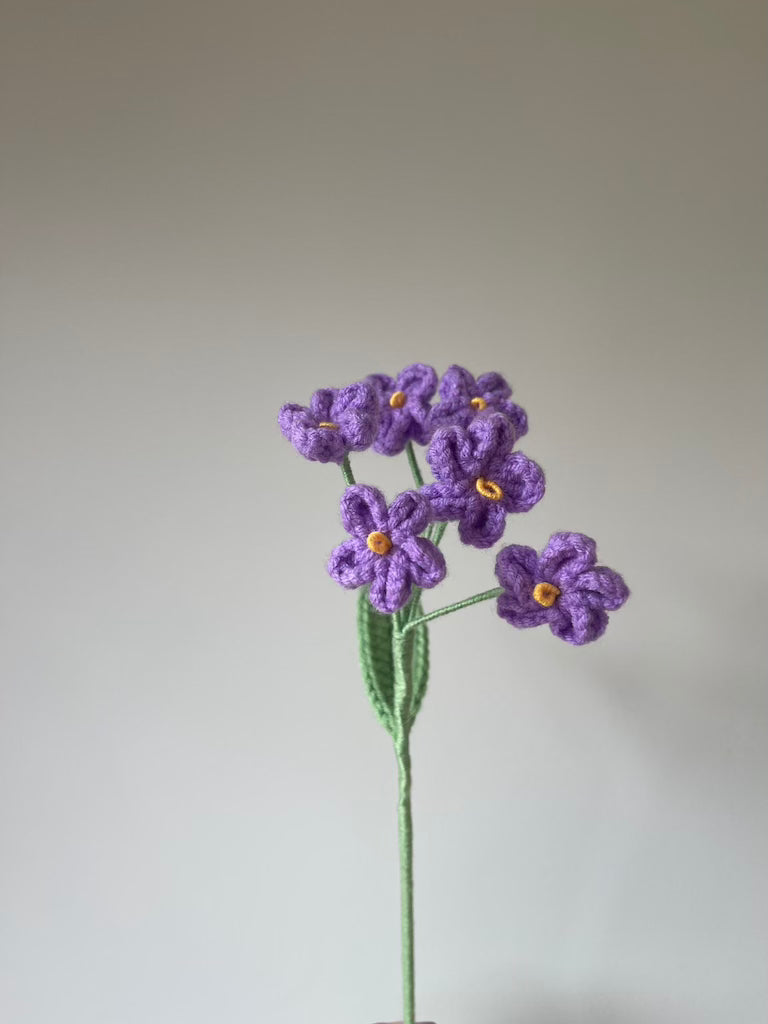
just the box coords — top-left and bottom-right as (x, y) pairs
(357, 589), (429, 735)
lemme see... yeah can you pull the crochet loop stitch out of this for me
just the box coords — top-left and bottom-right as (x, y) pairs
(475, 476), (503, 501)
(367, 530), (393, 555)
(533, 581), (560, 607)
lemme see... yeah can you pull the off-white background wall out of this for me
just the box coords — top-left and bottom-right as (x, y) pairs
(2, 3), (766, 1023)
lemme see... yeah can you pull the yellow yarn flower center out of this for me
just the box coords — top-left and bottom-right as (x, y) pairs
(367, 531), (392, 556)
(532, 582), (561, 608)
(389, 390), (407, 409)
(470, 396), (487, 411)
(475, 477), (503, 501)
(317, 421), (339, 429)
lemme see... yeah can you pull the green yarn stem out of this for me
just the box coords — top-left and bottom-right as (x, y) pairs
(392, 611), (416, 1024)
(404, 586), (423, 627)
(405, 441), (425, 489)
(403, 587), (504, 634)
(430, 521), (448, 546)
(341, 454), (355, 487)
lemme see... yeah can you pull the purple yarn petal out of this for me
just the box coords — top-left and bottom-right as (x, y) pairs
(396, 363), (438, 400)
(410, 416), (435, 447)
(333, 382), (379, 451)
(538, 532), (597, 585)
(426, 424), (481, 482)
(332, 381), (378, 418)
(492, 451), (546, 513)
(458, 495), (507, 548)
(309, 388), (336, 420)
(475, 371), (512, 401)
(497, 399), (528, 439)
(549, 591), (608, 645)
(427, 414), (514, 483)
(340, 485), (389, 539)
(400, 536), (447, 587)
(426, 402), (470, 433)
(279, 407), (347, 463)
(420, 481), (468, 520)
(495, 545), (551, 628)
(369, 548), (412, 614)
(327, 539), (377, 589)
(388, 490), (432, 542)
(372, 407), (411, 456)
(367, 373), (396, 397)
(438, 365), (475, 404)
(469, 414), (516, 472)
(573, 567), (630, 611)
(277, 402), (303, 440)
(497, 592), (550, 629)
(495, 544), (538, 595)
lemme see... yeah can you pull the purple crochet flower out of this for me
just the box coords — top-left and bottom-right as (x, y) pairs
(278, 382), (379, 464)
(366, 363), (438, 455)
(422, 414), (545, 549)
(495, 533), (629, 645)
(328, 485), (446, 614)
(427, 365), (528, 440)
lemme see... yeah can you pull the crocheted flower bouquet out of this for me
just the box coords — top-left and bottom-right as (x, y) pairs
(279, 364), (629, 1024)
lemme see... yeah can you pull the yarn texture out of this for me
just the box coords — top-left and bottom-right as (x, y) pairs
(427, 364), (528, 440)
(495, 532), (629, 644)
(422, 413), (545, 548)
(278, 382), (379, 463)
(328, 485), (446, 614)
(367, 363), (438, 454)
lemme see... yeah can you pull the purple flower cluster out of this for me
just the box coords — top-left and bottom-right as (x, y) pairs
(278, 363), (629, 640)
(278, 363), (527, 464)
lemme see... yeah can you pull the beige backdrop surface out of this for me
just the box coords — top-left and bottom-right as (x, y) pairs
(1, 3), (766, 1023)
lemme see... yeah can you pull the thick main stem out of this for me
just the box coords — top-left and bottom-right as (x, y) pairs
(392, 617), (415, 1024)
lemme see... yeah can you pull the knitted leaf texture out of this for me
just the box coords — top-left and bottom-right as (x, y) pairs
(358, 589), (429, 735)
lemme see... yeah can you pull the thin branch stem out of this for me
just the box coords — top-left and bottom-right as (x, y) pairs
(402, 587), (503, 634)
(430, 521), (448, 547)
(404, 586), (423, 627)
(405, 441), (424, 489)
(340, 454), (355, 487)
